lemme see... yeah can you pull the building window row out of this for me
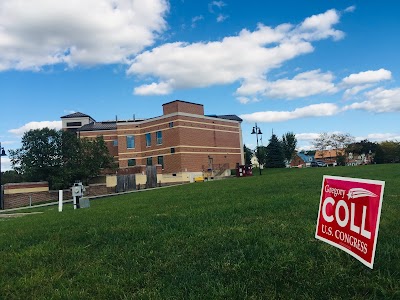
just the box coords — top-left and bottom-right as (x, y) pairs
(126, 135), (135, 149)
(127, 156), (164, 169)
(126, 131), (163, 149)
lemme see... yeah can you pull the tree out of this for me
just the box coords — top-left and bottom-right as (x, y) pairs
(256, 146), (267, 168)
(9, 128), (115, 189)
(379, 141), (400, 163)
(312, 132), (331, 158)
(281, 132), (297, 163)
(1, 170), (25, 185)
(9, 128), (63, 188)
(265, 134), (285, 168)
(243, 144), (253, 166)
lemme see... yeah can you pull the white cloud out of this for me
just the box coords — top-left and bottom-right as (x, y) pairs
(239, 103), (340, 123)
(209, 1), (226, 13)
(343, 84), (373, 99)
(9, 121), (62, 136)
(247, 70), (336, 99)
(295, 133), (321, 141)
(0, 0), (169, 70)
(344, 6), (356, 13)
(343, 87), (400, 113)
(0, 156), (12, 171)
(356, 133), (400, 142)
(217, 14), (229, 23)
(342, 69), (392, 86)
(129, 9), (344, 95)
(191, 15), (204, 28)
(134, 81), (174, 95)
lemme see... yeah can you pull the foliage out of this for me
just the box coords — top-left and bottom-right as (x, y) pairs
(265, 134), (285, 168)
(256, 146), (267, 168)
(347, 139), (378, 155)
(312, 132), (330, 154)
(8, 128), (115, 189)
(1, 164), (399, 299)
(1, 170), (25, 185)
(281, 132), (297, 162)
(378, 141), (400, 163)
(8, 128), (63, 188)
(243, 144), (253, 166)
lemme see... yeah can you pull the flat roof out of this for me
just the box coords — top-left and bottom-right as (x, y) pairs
(162, 100), (204, 107)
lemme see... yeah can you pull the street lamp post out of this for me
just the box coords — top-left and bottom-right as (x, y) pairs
(0, 143), (6, 209)
(251, 123), (263, 175)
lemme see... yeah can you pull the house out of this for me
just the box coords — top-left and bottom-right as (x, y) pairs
(61, 100), (244, 176)
(314, 149), (345, 166)
(290, 152), (315, 168)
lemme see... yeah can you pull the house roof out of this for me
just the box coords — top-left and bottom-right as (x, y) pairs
(297, 152), (315, 163)
(61, 112), (93, 119)
(315, 149), (345, 159)
(78, 122), (117, 132)
(206, 114), (243, 122)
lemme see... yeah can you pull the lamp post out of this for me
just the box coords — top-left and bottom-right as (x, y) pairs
(251, 123), (263, 175)
(0, 143), (6, 209)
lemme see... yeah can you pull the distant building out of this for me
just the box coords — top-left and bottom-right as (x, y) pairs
(290, 152), (315, 168)
(61, 100), (244, 174)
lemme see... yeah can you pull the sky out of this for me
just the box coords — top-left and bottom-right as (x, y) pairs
(1, 0), (400, 171)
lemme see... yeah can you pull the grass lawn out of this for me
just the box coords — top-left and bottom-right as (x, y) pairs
(1, 164), (399, 299)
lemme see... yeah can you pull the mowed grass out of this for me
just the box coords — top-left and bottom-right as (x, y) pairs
(1, 165), (399, 299)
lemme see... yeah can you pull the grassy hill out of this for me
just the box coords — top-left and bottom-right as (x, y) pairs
(1, 164), (399, 299)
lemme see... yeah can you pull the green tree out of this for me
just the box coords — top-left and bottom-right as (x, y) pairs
(9, 128), (115, 189)
(265, 134), (285, 168)
(281, 132), (297, 163)
(243, 144), (253, 166)
(1, 170), (25, 185)
(9, 128), (63, 188)
(379, 141), (400, 163)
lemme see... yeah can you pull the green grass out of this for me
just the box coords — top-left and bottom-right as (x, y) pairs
(1, 164), (400, 299)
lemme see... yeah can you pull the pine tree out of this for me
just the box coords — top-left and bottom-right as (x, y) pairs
(265, 134), (285, 168)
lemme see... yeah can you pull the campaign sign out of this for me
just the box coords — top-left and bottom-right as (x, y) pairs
(315, 175), (385, 269)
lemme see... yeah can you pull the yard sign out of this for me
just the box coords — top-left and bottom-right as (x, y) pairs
(315, 175), (385, 269)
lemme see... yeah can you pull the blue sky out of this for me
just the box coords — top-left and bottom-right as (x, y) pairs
(1, 0), (400, 171)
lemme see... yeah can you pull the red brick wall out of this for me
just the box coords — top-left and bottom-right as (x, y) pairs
(163, 101), (204, 115)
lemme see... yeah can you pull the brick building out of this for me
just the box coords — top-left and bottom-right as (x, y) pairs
(61, 100), (244, 174)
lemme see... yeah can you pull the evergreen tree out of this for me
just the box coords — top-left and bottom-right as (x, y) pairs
(243, 144), (253, 165)
(281, 132), (297, 163)
(265, 134), (285, 168)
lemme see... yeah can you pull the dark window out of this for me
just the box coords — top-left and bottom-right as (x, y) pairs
(156, 131), (162, 145)
(146, 157), (153, 166)
(113, 140), (118, 146)
(157, 156), (164, 169)
(171, 147), (175, 153)
(169, 122), (174, 128)
(126, 135), (135, 149)
(146, 133), (151, 147)
(66, 122), (82, 127)
(128, 159), (136, 167)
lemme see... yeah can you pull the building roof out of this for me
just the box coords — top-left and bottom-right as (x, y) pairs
(61, 112), (93, 119)
(297, 152), (315, 163)
(206, 114), (243, 122)
(315, 149), (345, 159)
(162, 99), (204, 107)
(78, 122), (117, 132)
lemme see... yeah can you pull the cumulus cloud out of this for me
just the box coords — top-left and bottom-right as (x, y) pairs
(295, 133), (321, 141)
(134, 80), (174, 95)
(9, 121), (62, 136)
(0, 156), (12, 171)
(239, 103), (340, 123)
(342, 69), (392, 86)
(0, 0), (169, 70)
(357, 133), (400, 141)
(343, 87), (400, 113)
(129, 9), (344, 95)
(238, 69), (337, 99)
(217, 14), (229, 23)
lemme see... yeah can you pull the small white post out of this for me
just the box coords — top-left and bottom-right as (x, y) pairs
(58, 190), (63, 212)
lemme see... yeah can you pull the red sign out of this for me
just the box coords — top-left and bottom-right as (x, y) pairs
(315, 175), (385, 269)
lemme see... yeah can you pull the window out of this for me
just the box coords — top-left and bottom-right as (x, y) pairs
(156, 131), (162, 145)
(157, 156), (164, 169)
(126, 135), (135, 149)
(146, 133), (151, 147)
(128, 159), (136, 167)
(146, 157), (153, 166)
(113, 140), (118, 146)
(66, 121), (82, 127)
(169, 122), (174, 128)
(171, 147), (175, 154)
